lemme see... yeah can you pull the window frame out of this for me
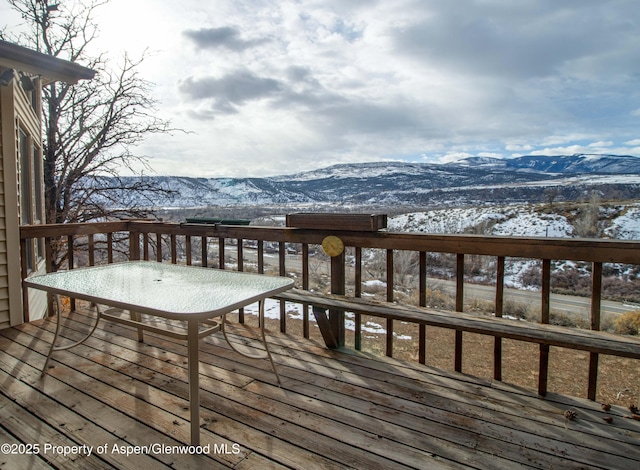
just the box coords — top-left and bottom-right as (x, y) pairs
(17, 121), (45, 273)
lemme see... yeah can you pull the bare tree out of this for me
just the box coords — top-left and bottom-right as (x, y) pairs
(573, 191), (602, 238)
(543, 187), (562, 212)
(393, 250), (419, 288)
(3, 0), (174, 226)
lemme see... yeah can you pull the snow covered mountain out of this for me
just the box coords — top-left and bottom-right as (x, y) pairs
(449, 154), (640, 174)
(98, 154), (640, 209)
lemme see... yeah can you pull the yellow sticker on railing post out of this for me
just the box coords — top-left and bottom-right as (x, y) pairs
(321, 236), (344, 257)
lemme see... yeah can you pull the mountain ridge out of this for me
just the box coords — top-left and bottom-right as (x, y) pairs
(96, 154), (640, 209)
(447, 154), (639, 174)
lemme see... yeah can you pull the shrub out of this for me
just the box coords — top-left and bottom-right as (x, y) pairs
(549, 311), (589, 329)
(466, 297), (494, 315)
(408, 287), (456, 310)
(519, 265), (542, 288)
(551, 267), (590, 295)
(503, 300), (531, 320)
(602, 277), (640, 303)
(613, 311), (640, 335)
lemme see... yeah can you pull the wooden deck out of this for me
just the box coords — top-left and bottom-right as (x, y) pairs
(0, 308), (639, 469)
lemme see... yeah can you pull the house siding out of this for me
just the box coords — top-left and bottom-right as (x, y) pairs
(1, 76), (29, 329)
(13, 78), (47, 323)
(0, 85), (9, 330)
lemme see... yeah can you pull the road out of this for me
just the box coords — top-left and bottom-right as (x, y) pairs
(430, 279), (637, 318)
(214, 245), (638, 320)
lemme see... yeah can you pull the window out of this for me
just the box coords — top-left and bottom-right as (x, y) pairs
(18, 125), (45, 272)
(34, 144), (45, 259)
(19, 128), (32, 224)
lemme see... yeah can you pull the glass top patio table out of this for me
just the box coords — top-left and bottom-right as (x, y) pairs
(25, 260), (294, 446)
(25, 260), (294, 320)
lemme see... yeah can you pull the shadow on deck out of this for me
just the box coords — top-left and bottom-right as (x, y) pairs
(0, 308), (639, 469)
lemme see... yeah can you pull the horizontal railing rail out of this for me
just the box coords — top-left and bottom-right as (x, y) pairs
(19, 219), (640, 402)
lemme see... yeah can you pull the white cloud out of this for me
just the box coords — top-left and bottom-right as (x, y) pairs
(505, 143), (533, 152)
(588, 141), (613, 148)
(531, 145), (595, 156)
(539, 134), (597, 146)
(439, 152), (473, 163)
(2, 0), (639, 177)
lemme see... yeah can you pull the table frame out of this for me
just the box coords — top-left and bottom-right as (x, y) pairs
(25, 261), (294, 445)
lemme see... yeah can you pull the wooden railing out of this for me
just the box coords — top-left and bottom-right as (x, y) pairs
(20, 219), (640, 401)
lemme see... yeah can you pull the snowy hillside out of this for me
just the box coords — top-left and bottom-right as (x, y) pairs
(387, 202), (640, 240)
(386, 202), (640, 292)
(388, 206), (574, 237)
(603, 206), (640, 240)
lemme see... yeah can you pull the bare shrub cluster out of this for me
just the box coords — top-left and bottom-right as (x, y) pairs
(613, 311), (640, 335)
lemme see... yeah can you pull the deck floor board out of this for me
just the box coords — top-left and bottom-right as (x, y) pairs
(0, 308), (638, 469)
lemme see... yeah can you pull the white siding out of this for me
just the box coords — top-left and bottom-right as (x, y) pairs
(1, 76), (26, 328)
(0, 89), (9, 330)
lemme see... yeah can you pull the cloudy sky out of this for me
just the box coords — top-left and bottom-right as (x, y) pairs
(3, 0), (640, 177)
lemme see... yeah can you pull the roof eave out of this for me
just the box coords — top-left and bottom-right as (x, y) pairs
(0, 40), (95, 84)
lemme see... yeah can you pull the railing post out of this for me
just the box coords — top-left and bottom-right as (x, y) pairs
(355, 247), (363, 351)
(386, 249), (394, 357)
(302, 243), (310, 339)
(186, 236), (192, 265)
(279, 241), (286, 333)
(588, 262), (603, 401)
(418, 251), (427, 364)
(156, 233), (163, 262)
(494, 256), (505, 381)
(257, 240), (264, 273)
(455, 253), (464, 372)
(201, 236), (208, 267)
(310, 243), (346, 349)
(538, 259), (551, 396)
(330, 249), (346, 348)
(219, 238), (225, 269)
(88, 234), (95, 266)
(68, 235), (76, 311)
(20, 237), (30, 323)
(129, 231), (141, 261)
(107, 233), (113, 264)
(45, 237), (54, 316)
(143, 233), (150, 260)
(237, 239), (244, 272)
(238, 239), (245, 324)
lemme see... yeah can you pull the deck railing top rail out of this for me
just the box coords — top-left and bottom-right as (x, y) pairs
(19, 219), (640, 261)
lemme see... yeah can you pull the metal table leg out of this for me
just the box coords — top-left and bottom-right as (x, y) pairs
(221, 299), (281, 384)
(187, 319), (200, 446)
(41, 295), (102, 377)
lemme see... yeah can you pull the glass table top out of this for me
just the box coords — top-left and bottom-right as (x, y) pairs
(26, 261), (294, 319)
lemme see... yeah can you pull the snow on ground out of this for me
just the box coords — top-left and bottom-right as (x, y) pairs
(491, 211), (573, 237)
(388, 205), (575, 237)
(241, 298), (411, 340)
(503, 258), (541, 290)
(388, 208), (508, 234)
(388, 202), (640, 239)
(605, 206), (640, 240)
